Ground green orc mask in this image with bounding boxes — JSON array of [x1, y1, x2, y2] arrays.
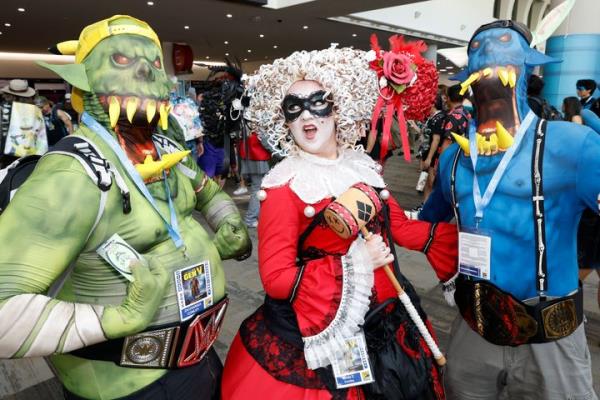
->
[[39, 15, 172, 130]]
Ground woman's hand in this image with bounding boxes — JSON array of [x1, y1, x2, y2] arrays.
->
[[364, 233, 394, 269]]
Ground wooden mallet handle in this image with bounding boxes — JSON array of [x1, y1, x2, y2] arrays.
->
[[361, 227, 447, 366]]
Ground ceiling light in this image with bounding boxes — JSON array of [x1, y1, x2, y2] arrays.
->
[[225, 53, 229, 56], [259, 34, 264, 38], [302, 25, 309, 30], [226, 13, 233, 18], [224, 41, 229, 45], [0, 32, 3, 35], [352, 33, 357, 37], [244, 58, 248, 61], [439, 69, 447, 72], [4, 23, 11, 27], [273, 45, 278, 49], [146, 1, 154, 5], [184, 25, 189, 30], [17, 8, 25, 12], [206, 56, 210, 59], [447, 66, 454, 70], [247, 49, 252, 53]]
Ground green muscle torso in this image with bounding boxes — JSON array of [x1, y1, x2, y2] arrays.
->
[[2, 124, 229, 399]]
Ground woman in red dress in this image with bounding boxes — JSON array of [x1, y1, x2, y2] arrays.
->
[[222, 47, 458, 400]]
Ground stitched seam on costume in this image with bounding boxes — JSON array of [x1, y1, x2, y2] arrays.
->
[[288, 264, 306, 303], [422, 223, 438, 254]]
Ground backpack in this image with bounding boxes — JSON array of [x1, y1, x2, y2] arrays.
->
[[0, 135, 131, 227], [528, 96, 562, 121], [0, 133, 191, 296]]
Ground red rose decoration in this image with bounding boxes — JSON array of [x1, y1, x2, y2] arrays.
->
[[369, 34, 439, 162], [383, 52, 415, 89]]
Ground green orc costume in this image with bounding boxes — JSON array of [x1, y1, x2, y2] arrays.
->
[[0, 15, 250, 399]]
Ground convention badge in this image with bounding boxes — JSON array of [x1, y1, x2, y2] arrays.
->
[[331, 332, 375, 389], [458, 227, 492, 280], [96, 233, 142, 282], [174, 261, 213, 322]]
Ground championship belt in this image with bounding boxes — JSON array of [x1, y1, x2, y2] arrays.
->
[[73, 297, 229, 369], [455, 277, 583, 346]]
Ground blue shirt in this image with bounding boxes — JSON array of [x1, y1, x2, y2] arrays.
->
[[421, 118, 600, 300]]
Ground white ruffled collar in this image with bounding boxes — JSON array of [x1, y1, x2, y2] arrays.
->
[[262, 147, 386, 204]]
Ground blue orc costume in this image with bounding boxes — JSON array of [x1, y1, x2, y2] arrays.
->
[[421, 21, 598, 400]]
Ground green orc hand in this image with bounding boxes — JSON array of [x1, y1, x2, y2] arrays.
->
[[101, 258, 170, 339], [213, 214, 252, 260]]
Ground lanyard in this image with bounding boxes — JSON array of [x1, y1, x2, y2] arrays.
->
[[81, 112, 184, 248], [468, 111, 535, 224]]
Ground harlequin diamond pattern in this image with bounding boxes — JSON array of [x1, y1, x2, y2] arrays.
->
[[356, 201, 372, 222]]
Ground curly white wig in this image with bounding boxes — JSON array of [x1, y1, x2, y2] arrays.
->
[[244, 46, 378, 157]]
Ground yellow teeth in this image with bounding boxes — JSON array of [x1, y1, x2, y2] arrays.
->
[[497, 67, 509, 87], [508, 68, 517, 88], [454, 126, 512, 156], [489, 133, 498, 153], [109, 96, 120, 128], [495, 121, 514, 150], [159, 103, 170, 130], [460, 72, 480, 95], [452, 132, 470, 155], [146, 100, 157, 124], [126, 97, 140, 124], [477, 133, 492, 155]]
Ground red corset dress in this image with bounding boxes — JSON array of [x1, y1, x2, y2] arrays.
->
[[222, 150, 457, 400]]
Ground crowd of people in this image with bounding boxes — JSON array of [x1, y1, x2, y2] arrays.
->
[[0, 13, 598, 400]]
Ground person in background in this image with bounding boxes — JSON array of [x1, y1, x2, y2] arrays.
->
[[563, 96, 583, 124], [420, 92, 447, 202], [237, 128, 271, 228], [576, 79, 599, 116], [0, 79, 37, 167], [527, 75, 562, 121], [36, 96, 73, 148], [57, 92, 80, 129], [439, 84, 471, 154]]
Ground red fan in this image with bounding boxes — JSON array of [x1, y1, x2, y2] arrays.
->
[[369, 34, 439, 162]]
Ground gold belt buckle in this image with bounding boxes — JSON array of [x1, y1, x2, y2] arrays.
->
[[541, 298, 578, 340], [120, 326, 180, 368]]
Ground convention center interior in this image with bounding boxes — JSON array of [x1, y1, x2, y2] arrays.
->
[[0, 0, 599, 399]]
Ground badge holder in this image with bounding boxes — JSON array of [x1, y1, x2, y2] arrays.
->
[[458, 222, 492, 280]]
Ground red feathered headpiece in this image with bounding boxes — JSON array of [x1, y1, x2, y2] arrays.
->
[[368, 34, 438, 162]]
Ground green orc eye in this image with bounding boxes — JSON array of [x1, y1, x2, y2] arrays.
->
[[153, 57, 162, 69], [112, 53, 132, 66]]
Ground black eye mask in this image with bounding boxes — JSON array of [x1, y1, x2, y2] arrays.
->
[[282, 90, 333, 122]]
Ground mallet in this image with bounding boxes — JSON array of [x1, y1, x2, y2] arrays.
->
[[323, 182, 446, 366]]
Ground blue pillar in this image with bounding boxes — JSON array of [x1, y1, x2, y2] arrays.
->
[[542, 34, 600, 109]]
